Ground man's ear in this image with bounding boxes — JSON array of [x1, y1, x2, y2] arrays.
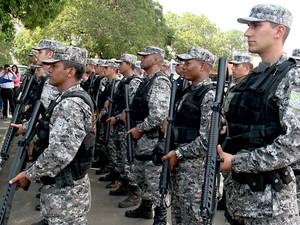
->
[[67, 67, 76, 78], [275, 25, 286, 39], [48, 50, 54, 59]]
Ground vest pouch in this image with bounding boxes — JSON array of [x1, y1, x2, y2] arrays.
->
[[144, 127, 160, 139], [37, 120, 50, 148], [173, 126, 198, 144], [232, 171, 266, 192]]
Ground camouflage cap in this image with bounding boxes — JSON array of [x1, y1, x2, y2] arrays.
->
[[137, 46, 165, 58], [162, 59, 170, 67], [96, 59, 107, 66], [174, 59, 184, 65], [177, 47, 216, 66], [116, 54, 137, 65], [102, 59, 118, 68], [237, 4, 293, 28], [292, 49, 300, 60], [86, 58, 97, 66], [28, 49, 38, 56], [229, 54, 253, 64], [32, 39, 64, 51], [42, 46, 88, 65]]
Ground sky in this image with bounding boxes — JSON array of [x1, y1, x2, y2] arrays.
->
[[157, 0, 300, 56]]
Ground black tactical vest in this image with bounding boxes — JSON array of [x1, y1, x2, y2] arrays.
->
[[112, 75, 142, 117], [131, 72, 165, 124], [172, 84, 214, 144], [223, 59, 296, 154], [35, 90, 95, 184]]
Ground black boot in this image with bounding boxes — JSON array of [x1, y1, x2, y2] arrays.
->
[[118, 185, 141, 208], [153, 206, 167, 225], [125, 199, 153, 219]]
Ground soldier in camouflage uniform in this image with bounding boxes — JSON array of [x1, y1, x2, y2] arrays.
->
[[162, 47, 216, 225], [32, 39, 63, 109], [229, 54, 254, 84], [10, 46, 93, 225], [124, 46, 171, 225], [81, 58, 97, 100], [98, 59, 121, 187], [218, 4, 300, 225], [107, 54, 143, 208]]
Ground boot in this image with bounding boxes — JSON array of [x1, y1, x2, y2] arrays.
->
[[118, 185, 141, 208], [153, 206, 167, 225], [125, 199, 153, 219], [109, 183, 130, 196]]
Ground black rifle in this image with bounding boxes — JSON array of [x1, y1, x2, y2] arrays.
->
[[124, 83, 134, 165], [0, 74, 37, 170], [159, 80, 177, 207], [200, 57, 227, 225], [103, 79, 116, 145], [0, 100, 43, 225]]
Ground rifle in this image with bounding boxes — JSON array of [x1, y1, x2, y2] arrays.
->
[[0, 100, 43, 225], [200, 57, 227, 225], [0, 74, 37, 170], [124, 83, 134, 165], [103, 79, 116, 145], [159, 80, 177, 207]]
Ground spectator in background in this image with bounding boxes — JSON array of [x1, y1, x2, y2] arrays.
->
[[12, 64, 21, 105], [0, 64, 17, 118]]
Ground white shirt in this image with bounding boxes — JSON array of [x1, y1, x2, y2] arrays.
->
[[0, 71, 15, 89]]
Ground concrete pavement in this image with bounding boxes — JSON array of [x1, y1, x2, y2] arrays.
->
[[0, 116, 227, 225]]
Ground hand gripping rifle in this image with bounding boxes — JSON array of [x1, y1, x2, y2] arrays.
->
[[0, 100, 43, 225], [0, 74, 37, 170], [124, 83, 134, 165], [103, 79, 116, 145], [200, 57, 227, 225], [159, 80, 177, 207]]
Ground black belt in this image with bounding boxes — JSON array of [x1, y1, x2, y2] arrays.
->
[[134, 154, 152, 161], [40, 173, 86, 185]]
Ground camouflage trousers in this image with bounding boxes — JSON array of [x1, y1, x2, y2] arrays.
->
[[232, 213, 299, 225], [111, 124, 135, 184], [133, 159, 162, 207], [295, 174, 300, 214], [40, 175, 91, 224]]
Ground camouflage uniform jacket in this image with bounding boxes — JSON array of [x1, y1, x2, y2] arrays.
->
[[225, 54, 300, 218]]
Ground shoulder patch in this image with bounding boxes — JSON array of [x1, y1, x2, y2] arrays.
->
[[289, 90, 300, 109], [53, 117, 64, 130]]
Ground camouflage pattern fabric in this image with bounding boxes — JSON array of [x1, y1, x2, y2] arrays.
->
[[40, 77, 60, 108], [133, 73, 171, 206], [171, 78, 215, 224], [225, 54, 300, 223], [26, 84, 93, 224]]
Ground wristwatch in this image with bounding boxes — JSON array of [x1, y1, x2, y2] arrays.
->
[[175, 149, 183, 160]]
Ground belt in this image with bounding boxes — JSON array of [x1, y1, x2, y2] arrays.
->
[[40, 173, 86, 185], [134, 154, 152, 161]]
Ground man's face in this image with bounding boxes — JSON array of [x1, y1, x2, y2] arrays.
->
[[118, 61, 130, 74], [244, 21, 278, 54], [86, 64, 93, 73], [184, 59, 203, 81], [37, 49, 52, 62], [34, 67, 45, 78], [96, 65, 105, 75], [103, 66, 115, 78], [175, 64, 185, 76], [140, 55, 155, 71], [232, 64, 246, 79], [47, 61, 69, 87]]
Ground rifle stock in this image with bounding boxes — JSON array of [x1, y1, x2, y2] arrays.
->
[[0, 75, 37, 169], [103, 79, 116, 145], [159, 80, 177, 206], [201, 57, 227, 225], [124, 84, 134, 165], [0, 100, 43, 225]]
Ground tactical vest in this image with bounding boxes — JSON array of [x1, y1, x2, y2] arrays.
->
[[131, 72, 165, 124], [34, 90, 95, 187], [112, 75, 142, 117], [173, 84, 214, 144], [223, 58, 296, 192]]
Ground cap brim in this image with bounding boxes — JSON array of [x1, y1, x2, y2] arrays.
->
[[229, 60, 242, 64], [137, 52, 152, 56], [177, 53, 193, 61], [41, 59, 61, 64], [115, 60, 123, 63], [237, 17, 266, 24], [32, 46, 45, 50]]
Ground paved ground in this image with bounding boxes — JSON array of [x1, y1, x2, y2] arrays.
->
[[0, 116, 227, 225]]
